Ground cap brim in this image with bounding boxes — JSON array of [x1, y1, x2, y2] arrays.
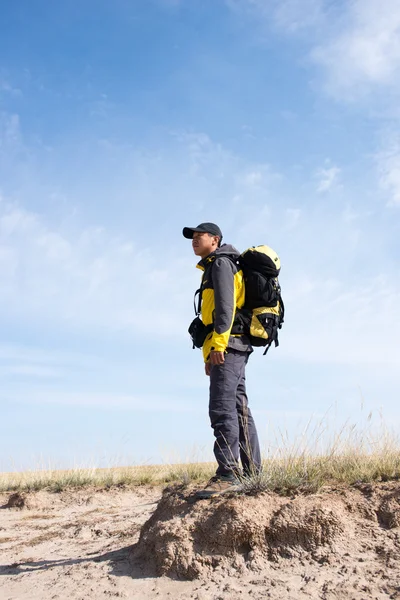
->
[[182, 227, 199, 239]]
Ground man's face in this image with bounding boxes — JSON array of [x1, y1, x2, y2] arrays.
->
[[192, 231, 219, 258]]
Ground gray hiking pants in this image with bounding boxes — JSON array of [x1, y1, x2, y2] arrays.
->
[[209, 348, 262, 478]]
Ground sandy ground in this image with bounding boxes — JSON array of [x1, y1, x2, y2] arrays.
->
[[0, 487, 193, 600], [1, 483, 400, 599]]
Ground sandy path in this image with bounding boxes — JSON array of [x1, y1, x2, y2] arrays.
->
[[1, 485, 400, 599]]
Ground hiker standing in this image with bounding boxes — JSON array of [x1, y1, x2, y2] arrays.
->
[[183, 222, 262, 499]]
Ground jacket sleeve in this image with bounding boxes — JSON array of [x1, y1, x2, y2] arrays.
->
[[210, 257, 236, 352]]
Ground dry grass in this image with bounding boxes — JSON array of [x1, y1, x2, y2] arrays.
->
[[1, 413, 399, 496], [0, 463, 215, 494], [237, 448, 400, 496], [237, 413, 400, 495], [1, 448, 399, 496]]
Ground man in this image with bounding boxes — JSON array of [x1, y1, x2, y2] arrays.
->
[[183, 222, 261, 499]]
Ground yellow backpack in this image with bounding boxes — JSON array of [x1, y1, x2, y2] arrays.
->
[[233, 245, 284, 354]]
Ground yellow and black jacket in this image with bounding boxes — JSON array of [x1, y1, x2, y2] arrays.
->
[[196, 244, 252, 362]]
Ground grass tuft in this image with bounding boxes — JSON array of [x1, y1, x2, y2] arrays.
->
[[237, 419, 400, 496]]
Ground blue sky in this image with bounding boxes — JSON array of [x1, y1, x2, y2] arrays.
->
[[1, 0, 399, 472]]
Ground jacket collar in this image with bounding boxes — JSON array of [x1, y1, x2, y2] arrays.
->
[[195, 244, 240, 271], [196, 250, 217, 272]]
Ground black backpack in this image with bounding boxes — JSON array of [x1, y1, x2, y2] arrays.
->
[[233, 245, 284, 354]]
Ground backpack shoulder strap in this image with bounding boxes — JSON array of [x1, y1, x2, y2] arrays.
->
[[194, 288, 202, 316]]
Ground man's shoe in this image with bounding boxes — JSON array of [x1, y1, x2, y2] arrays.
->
[[195, 475, 240, 499]]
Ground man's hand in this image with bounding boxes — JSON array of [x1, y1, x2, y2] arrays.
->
[[205, 361, 212, 376], [210, 350, 225, 365]]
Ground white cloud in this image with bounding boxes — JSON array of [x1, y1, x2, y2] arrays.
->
[[285, 208, 301, 229], [3, 389, 202, 412], [342, 205, 359, 224], [377, 136, 400, 206], [0, 113, 20, 147], [0, 125, 396, 378], [242, 170, 263, 187], [226, 0, 325, 31], [173, 131, 236, 179], [0, 344, 101, 368], [229, 0, 400, 101], [237, 164, 275, 189], [0, 364, 63, 378], [0, 341, 207, 413], [282, 273, 400, 369], [271, 0, 325, 33], [0, 199, 195, 338], [0, 79, 21, 96], [316, 164, 341, 193], [312, 0, 400, 100]]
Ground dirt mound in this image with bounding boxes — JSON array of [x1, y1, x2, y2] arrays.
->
[[135, 482, 400, 582], [268, 498, 345, 557], [377, 489, 400, 529], [4, 492, 26, 508]]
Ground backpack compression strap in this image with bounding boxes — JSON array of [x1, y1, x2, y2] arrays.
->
[[263, 294, 285, 355]]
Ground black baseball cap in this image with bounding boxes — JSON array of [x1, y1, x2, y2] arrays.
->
[[182, 222, 223, 240]]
